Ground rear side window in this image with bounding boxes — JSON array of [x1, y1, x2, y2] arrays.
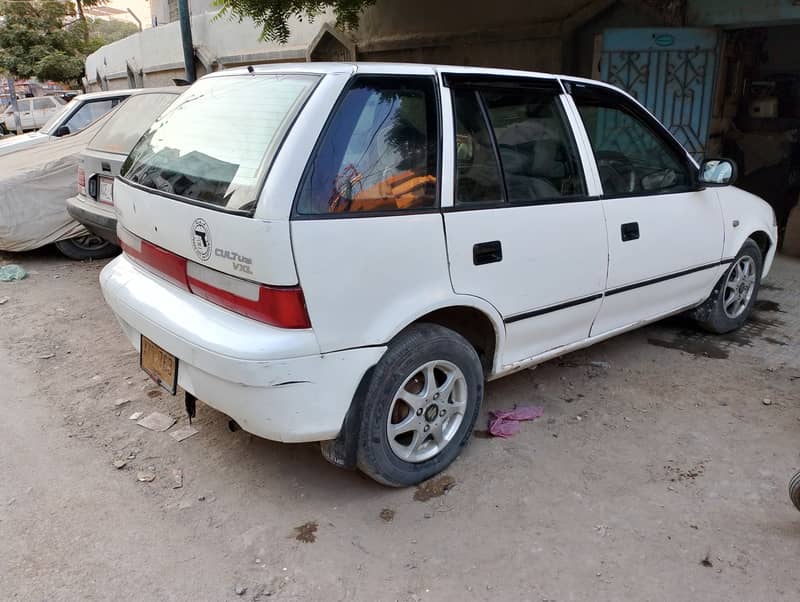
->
[[33, 98, 55, 110], [89, 93, 179, 155], [296, 76, 439, 215], [482, 90, 586, 202], [122, 74, 319, 214]]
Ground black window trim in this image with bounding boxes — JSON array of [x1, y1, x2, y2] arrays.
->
[[447, 76, 592, 211], [291, 73, 444, 221], [564, 79, 701, 200]]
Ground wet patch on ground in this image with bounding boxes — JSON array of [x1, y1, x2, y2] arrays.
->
[[414, 475, 455, 501], [754, 299, 783, 313], [647, 335, 729, 359], [293, 521, 318, 543], [648, 299, 786, 359]]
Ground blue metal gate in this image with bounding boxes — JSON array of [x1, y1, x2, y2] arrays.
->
[[600, 28, 719, 160]]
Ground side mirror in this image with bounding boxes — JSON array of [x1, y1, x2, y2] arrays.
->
[[698, 158, 737, 187], [54, 125, 71, 137]]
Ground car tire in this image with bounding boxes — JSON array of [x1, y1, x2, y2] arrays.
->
[[54, 235, 119, 260], [790, 470, 800, 512], [691, 239, 763, 334], [356, 323, 484, 487]]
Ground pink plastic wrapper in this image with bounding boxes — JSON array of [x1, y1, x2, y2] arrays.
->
[[487, 406, 544, 438]]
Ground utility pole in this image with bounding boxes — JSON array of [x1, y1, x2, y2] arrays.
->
[[177, 0, 196, 83], [6, 78, 22, 135]]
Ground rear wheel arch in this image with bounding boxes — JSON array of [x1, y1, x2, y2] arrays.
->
[[405, 305, 501, 376]]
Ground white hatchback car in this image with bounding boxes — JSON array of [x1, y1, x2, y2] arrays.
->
[[101, 63, 777, 486]]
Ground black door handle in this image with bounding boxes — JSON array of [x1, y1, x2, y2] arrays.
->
[[473, 240, 502, 265], [621, 222, 640, 241]]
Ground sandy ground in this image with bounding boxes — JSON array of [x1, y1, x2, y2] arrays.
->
[[1, 248, 799, 602]]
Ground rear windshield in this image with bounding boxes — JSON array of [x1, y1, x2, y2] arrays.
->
[[89, 93, 179, 155], [121, 74, 319, 214]]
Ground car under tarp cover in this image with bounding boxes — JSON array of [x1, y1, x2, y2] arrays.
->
[[0, 114, 111, 252]]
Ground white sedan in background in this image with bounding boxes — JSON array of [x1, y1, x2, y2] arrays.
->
[[100, 63, 778, 487]]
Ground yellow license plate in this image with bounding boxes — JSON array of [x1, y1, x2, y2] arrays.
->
[[140, 336, 178, 394]]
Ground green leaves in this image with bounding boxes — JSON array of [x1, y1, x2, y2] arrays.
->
[[212, 0, 375, 42], [0, 0, 99, 82]]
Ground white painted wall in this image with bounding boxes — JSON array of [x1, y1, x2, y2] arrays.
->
[[85, 10, 336, 88]]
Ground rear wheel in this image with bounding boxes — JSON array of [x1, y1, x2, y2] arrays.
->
[[692, 239, 762, 334], [356, 323, 483, 487], [54, 234, 119, 260]]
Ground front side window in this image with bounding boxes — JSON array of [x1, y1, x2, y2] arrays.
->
[[122, 74, 319, 213], [574, 89, 692, 196], [63, 98, 122, 134], [296, 76, 439, 215]]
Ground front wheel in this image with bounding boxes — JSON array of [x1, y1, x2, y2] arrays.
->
[[692, 239, 763, 334], [790, 470, 800, 512], [356, 323, 484, 487], [54, 234, 119, 260]]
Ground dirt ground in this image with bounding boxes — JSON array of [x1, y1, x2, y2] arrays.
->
[[1, 248, 799, 602]]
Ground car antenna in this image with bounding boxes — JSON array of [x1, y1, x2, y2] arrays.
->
[[247, 65, 254, 74]]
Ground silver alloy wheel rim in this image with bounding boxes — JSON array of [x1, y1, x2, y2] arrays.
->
[[723, 256, 757, 319], [71, 234, 109, 251], [386, 360, 468, 463]]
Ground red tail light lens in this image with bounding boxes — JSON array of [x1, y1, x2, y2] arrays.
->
[[117, 226, 310, 329], [117, 226, 188, 290], [187, 262, 311, 329]]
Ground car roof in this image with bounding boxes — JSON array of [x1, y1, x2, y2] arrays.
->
[[73, 87, 181, 102], [204, 62, 629, 95]]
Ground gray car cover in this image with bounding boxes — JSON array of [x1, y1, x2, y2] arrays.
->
[[0, 113, 113, 252]]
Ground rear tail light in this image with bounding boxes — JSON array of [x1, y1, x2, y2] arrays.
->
[[77, 167, 86, 196], [117, 226, 310, 329]]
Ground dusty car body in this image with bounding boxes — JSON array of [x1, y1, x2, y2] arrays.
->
[[100, 63, 778, 486], [67, 88, 183, 250]]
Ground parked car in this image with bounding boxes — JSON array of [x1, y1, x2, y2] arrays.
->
[[0, 90, 133, 157], [0, 95, 65, 133], [0, 87, 179, 259], [66, 88, 183, 255], [100, 64, 778, 486]]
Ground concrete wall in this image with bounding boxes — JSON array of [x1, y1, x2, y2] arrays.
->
[[355, 0, 615, 73], [688, 0, 800, 28]]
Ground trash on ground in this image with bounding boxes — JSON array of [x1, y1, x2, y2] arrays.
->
[[128, 411, 144, 421], [294, 521, 318, 543], [0, 296, 9, 305], [37, 353, 55, 360], [763, 398, 772, 406], [170, 425, 198, 442], [234, 585, 247, 596], [137, 412, 176, 432], [487, 405, 544, 438], [137, 467, 156, 482], [113, 459, 127, 469], [379, 508, 395, 522], [414, 475, 456, 501], [0, 265, 27, 281], [172, 468, 183, 489], [113, 398, 131, 407]]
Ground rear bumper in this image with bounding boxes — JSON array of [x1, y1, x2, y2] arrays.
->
[[100, 255, 385, 442], [66, 195, 119, 245]]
